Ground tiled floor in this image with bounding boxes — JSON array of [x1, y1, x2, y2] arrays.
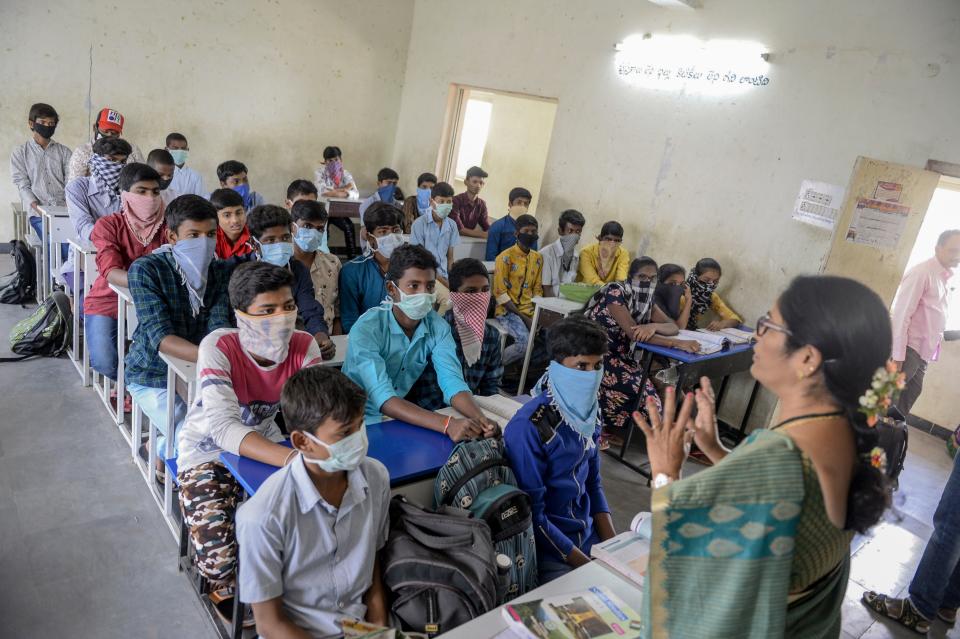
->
[[1, 254, 957, 637]]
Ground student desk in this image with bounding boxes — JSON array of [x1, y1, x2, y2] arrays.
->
[[11, 200, 26, 244], [441, 560, 644, 638], [68, 239, 97, 386], [483, 260, 495, 274], [220, 418, 453, 507], [24, 217, 43, 299], [516, 295, 586, 394], [103, 283, 138, 432], [607, 336, 756, 478], [37, 205, 71, 300], [453, 236, 487, 261], [323, 197, 361, 258], [326, 333, 348, 367]]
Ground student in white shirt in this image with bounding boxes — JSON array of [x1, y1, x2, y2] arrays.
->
[[316, 145, 360, 259], [165, 132, 206, 197], [236, 366, 390, 637], [146, 148, 179, 206], [541, 209, 586, 297]]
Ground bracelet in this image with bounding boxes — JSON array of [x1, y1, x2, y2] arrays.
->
[[283, 449, 298, 466], [443, 415, 452, 435]]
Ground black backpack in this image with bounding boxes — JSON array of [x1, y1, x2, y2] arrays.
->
[[382, 496, 504, 637], [877, 410, 909, 489], [1, 291, 72, 361], [0, 239, 37, 305]]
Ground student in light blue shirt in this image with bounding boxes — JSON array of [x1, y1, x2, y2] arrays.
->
[[409, 181, 460, 287], [342, 244, 499, 441], [485, 187, 537, 261], [358, 167, 404, 217], [237, 366, 390, 637], [165, 132, 206, 197], [338, 203, 404, 333]]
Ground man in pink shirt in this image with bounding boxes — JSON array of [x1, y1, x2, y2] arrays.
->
[[890, 229, 960, 415]]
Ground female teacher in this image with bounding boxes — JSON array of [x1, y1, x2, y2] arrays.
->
[[634, 275, 893, 638]]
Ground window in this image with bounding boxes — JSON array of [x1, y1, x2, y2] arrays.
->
[[454, 99, 492, 180]]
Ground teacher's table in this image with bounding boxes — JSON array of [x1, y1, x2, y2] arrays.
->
[[608, 337, 756, 478], [220, 418, 454, 505]]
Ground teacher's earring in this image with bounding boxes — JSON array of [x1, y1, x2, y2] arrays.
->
[[796, 369, 806, 380]]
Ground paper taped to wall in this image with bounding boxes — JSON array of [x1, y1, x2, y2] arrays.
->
[[844, 197, 911, 250], [792, 180, 845, 230]]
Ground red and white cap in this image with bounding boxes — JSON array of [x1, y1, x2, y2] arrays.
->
[[96, 108, 124, 133]]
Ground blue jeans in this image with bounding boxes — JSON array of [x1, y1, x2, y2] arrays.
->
[[499, 311, 531, 366], [909, 452, 960, 618], [127, 382, 188, 459], [84, 314, 118, 380]]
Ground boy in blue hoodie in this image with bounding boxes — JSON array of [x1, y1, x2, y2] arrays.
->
[[503, 314, 616, 583]]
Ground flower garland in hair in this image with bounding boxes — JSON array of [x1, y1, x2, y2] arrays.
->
[[858, 362, 906, 427]]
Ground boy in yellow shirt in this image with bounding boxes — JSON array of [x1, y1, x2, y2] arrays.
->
[[493, 214, 543, 366]]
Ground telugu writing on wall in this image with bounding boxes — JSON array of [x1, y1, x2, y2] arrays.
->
[[616, 64, 771, 87]]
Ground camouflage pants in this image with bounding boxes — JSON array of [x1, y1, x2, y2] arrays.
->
[[178, 461, 245, 586]]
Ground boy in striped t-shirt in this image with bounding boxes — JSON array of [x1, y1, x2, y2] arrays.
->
[[176, 261, 323, 624]]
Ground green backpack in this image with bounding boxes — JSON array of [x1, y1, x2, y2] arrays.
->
[[434, 438, 538, 602], [2, 291, 72, 361]]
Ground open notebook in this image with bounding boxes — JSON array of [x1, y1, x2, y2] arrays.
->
[[436, 394, 525, 429], [702, 326, 755, 344], [676, 329, 730, 354]]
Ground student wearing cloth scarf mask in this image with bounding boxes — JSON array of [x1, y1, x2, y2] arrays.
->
[[82, 163, 168, 385], [245, 205, 336, 360], [585, 257, 696, 449], [681, 257, 742, 331], [342, 244, 499, 441], [407, 258, 504, 410], [126, 195, 233, 470], [315, 145, 361, 258], [67, 107, 145, 181], [503, 315, 617, 583], [175, 262, 324, 623], [577, 221, 630, 286]]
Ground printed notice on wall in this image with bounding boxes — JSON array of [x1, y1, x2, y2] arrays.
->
[[844, 198, 911, 250], [792, 180, 845, 230]]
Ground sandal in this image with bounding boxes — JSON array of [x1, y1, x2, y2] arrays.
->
[[861, 591, 930, 634], [209, 588, 256, 629], [938, 607, 958, 625]]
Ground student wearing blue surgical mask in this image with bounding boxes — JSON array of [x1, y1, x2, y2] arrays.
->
[[409, 181, 460, 309], [401, 172, 437, 233], [342, 244, 499, 440], [358, 167, 404, 218], [236, 366, 391, 637], [338, 203, 404, 333], [291, 199, 343, 335], [217, 160, 265, 213], [126, 195, 232, 472], [247, 205, 336, 359], [503, 315, 617, 583], [165, 132, 206, 197]]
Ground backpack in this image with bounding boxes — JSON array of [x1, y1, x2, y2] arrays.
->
[[434, 438, 538, 602], [0, 239, 37, 305], [382, 495, 503, 637], [876, 417, 908, 489], [2, 291, 72, 361]]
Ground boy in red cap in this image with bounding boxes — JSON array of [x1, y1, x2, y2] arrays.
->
[[68, 107, 145, 181]]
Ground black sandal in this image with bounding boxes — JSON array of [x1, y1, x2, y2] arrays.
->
[[861, 591, 930, 634]]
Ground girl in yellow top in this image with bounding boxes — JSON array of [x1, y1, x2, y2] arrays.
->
[[666, 258, 741, 331], [577, 221, 630, 285]]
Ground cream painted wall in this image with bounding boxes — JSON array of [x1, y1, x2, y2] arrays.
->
[[451, 91, 557, 222], [0, 0, 414, 238], [392, 0, 960, 427]]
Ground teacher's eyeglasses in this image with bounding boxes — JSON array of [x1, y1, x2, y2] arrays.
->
[[756, 312, 793, 337]]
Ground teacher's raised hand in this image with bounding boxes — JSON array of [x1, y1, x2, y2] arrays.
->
[[632, 387, 695, 481]]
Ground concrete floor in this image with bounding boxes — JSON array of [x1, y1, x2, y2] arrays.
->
[[0, 254, 956, 638]]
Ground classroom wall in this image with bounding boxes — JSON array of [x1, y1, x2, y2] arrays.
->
[[0, 0, 415, 238], [392, 0, 960, 426]]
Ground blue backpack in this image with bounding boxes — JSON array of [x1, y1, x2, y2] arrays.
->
[[434, 438, 538, 601]]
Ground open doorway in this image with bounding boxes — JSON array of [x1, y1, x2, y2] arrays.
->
[[900, 176, 960, 329], [438, 86, 558, 218]]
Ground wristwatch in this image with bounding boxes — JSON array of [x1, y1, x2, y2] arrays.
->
[[652, 473, 675, 489]]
